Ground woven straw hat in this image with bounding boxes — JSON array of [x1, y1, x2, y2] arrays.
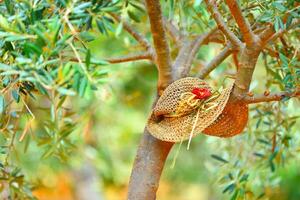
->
[[146, 77, 248, 143]]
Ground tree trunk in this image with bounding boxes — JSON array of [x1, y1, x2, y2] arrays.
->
[[127, 129, 173, 200]]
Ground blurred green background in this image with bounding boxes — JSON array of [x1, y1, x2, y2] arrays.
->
[[3, 34, 299, 200]]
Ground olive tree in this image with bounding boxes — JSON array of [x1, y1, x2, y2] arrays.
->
[[0, 0, 299, 199]]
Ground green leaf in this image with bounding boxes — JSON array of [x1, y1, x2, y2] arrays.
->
[[85, 49, 91, 69], [79, 32, 95, 42], [0, 15, 10, 30], [278, 17, 285, 30], [193, 0, 203, 8], [56, 33, 72, 45], [63, 63, 72, 76], [74, 2, 92, 12], [253, 152, 265, 158], [11, 90, 20, 103], [269, 146, 279, 161], [269, 160, 275, 172], [257, 138, 271, 146], [94, 68, 110, 76], [41, 146, 55, 159], [0, 95, 5, 113], [3, 76, 10, 87], [223, 183, 236, 194], [259, 11, 273, 22], [23, 135, 31, 153], [24, 42, 42, 56], [79, 77, 88, 97], [0, 63, 11, 70], [239, 174, 249, 183], [31, 26, 47, 42], [50, 104, 55, 122], [57, 95, 67, 109], [272, 2, 286, 12], [5, 35, 29, 42], [230, 190, 240, 200], [127, 10, 140, 23], [100, 6, 122, 12], [73, 73, 81, 91], [4, 0, 14, 14], [129, 2, 145, 12], [274, 16, 283, 32], [52, 18, 61, 43], [16, 57, 32, 64], [35, 82, 48, 95], [96, 19, 108, 34], [11, 167, 21, 177], [90, 59, 109, 65], [115, 22, 123, 37], [286, 15, 294, 29], [57, 87, 76, 96], [279, 53, 289, 68], [211, 154, 229, 163]]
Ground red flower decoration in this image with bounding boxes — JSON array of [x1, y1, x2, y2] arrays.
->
[[192, 87, 212, 99]]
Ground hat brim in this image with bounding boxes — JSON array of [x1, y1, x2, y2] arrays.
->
[[203, 102, 248, 137]]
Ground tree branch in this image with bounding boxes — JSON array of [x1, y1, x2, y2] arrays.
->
[[231, 18, 300, 100], [241, 90, 300, 104], [204, 0, 243, 48], [110, 13, 151, 50], [172, 30, 216, 79], [145, 0, 172, 92], [68, 52, 152, 64], [225, 0, 258, 45], [106, 52, 153, 64], [267, 18, 300, 42], [203, 29, 226, 44], [163, 18, 184, 45], [231, 45, 261, 99], [197, 45, 232, 78], [259, 18, 300, 45]]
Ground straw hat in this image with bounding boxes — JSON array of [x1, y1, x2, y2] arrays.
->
[[146, 77, 248, 143]]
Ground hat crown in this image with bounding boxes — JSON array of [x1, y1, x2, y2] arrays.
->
[[153, 77, 211, 117]]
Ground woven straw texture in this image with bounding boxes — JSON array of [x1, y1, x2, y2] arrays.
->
[[147, 77, 233, 142], [203, 102, 248, 137]]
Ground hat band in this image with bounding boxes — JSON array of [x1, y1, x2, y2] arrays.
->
[[164, 90, 221, 118]]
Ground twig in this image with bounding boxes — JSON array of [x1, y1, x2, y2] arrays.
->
[[63, 10, 92, 81], [268, 19, 300, 42], [204, 0, 243, 48], [198, 45, 232, 78], [225, 0, 258, 45], [240, 90, 300, 104], [145, 0, 172, 93], [110, 13, 151, 50], [173, 30, 215, 79], [172, 39, 193, 79], [68, 52, 153, 64], [163, 18, 184, 45], [203, 29, 225, 44], [259, 18, 300, 46], [264, 46, 279, 58], [68, 40, 92, 81], [106, 52, 153, 64]]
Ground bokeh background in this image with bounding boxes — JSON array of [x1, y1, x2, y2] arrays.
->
[[4, 34, 299, 200]]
